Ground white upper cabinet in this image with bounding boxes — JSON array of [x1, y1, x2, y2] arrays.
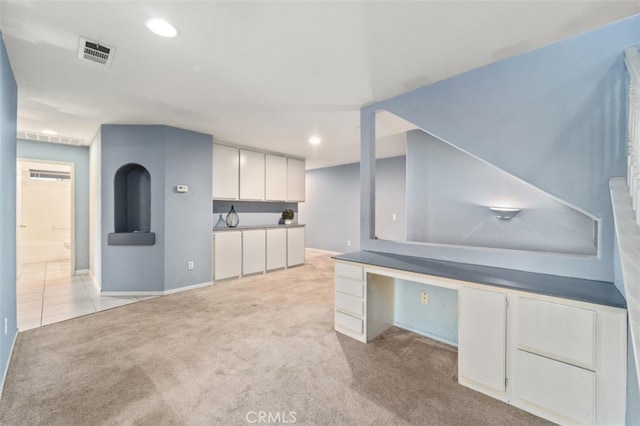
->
[[212, 144, 239, 200], [240, 149, 265, 200], [265, 154, 287, 201], [287, 158, 305, 202]]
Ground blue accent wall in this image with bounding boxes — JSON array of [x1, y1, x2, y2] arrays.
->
[[17, 140, 90, 271], [394, 280, 458, 345], [100, 125, 212, 292], [361, 15, 640, 281], [0, 32, 17, 396]]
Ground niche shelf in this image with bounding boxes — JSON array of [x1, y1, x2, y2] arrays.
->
[[108, 163, 155, 246]]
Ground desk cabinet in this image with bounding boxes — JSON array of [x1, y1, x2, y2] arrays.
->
[[266, 228, 286, 271], [458, 287, 507, 401], [265, 155, 287, 201], [334, 259, 627, 426]]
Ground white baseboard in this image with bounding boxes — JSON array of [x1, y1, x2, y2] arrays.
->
[[0, 330, 18, 401], [306, 247, 341, 255], [75, 269, 90, 276], [101, 281, 213, 297], [88, 271, 101, 293]]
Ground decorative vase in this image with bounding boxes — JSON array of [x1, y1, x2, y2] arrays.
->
[[225, 205, 239, 228], [214, 214, 226, 228]]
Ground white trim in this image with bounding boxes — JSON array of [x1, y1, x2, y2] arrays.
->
[[100, 281, 213, 297], [74, 269, 89, 276], [0, 330, 18, 401], [88, 271, 101, 293], [306, 247, 341, 256], [610, 178, 640, 392]]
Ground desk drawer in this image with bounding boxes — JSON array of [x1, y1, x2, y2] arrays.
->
[[335, 311, 363, 335], [515, 350, 595, 425], [335, 292, 364, 317], [335, 276, 364, 298], [517, 297, 596, 368], [335, 262, 363, 281]]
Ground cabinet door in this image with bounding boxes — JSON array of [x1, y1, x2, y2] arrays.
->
[[212, 144, 239, 199], [265, 155, 287, 201], [214, 231, 241, 280], [287, 158, 305, 202], [266, 228, 286, 271], [287, 227, 305, 267], [242, 230, 266, 275], [240, 149, 265, 200], [458, 287, 507, 399]]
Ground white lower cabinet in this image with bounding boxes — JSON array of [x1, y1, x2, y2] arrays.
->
[[242, 229, 265, 275], [213, 226, 304, 281], [287, 227, 305, 267], [266, 228, 287, 271], [458, 291, 626, 426], [458, 287, 507, 401], [213, 231, 241, 280]]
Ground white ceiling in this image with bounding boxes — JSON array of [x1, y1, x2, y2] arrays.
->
[[1, 1, 639, 169]]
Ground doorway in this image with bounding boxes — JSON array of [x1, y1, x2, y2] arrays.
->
[[17, 159, 74, 269]]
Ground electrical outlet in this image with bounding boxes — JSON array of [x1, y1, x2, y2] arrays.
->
[[347, 240, 351, 247], [392, 213, 397, 221], [421, 292, 429, 305], [188, 261, 194, 270]]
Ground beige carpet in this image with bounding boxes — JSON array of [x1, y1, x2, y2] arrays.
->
[[0, 253, 551, 425]]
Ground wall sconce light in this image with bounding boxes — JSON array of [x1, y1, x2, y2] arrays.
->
[[490, 207, 521, 220]]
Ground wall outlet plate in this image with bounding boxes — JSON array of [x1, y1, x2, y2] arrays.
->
[[421, 292, 429, 305], [188, 261, 194, 270], [176, 185, 189, 193]]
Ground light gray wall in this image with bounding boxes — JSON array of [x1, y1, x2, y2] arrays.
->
[[17, 139, 90, 271], [0, 32, 17, 395], [163, 127, 212, 291], [300, 156, 406, 253], [360, 15, 640, 281], [101, 125, 166, 292], [405, 130, 597, 255]]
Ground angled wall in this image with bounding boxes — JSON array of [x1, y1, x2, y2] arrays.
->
[[99, 125, 212, 293], [0, 33, 17, 397], [361, 15, 640, 281]]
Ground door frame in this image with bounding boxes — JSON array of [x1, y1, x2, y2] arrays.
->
[[16, 158, 75, 275]]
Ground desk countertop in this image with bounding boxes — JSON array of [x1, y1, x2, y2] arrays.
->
[[333, 250, 626, 309]]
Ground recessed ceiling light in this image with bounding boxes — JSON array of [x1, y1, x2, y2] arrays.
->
[[309, 136, 321, 145], [145, 19, 177, 38], [41, 129, 58, 135]]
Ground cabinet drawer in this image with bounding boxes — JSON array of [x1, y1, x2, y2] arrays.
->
[[515, 350, 595, 425], [335, 311, 363, 335], [517, 297, 596, 368], [335, 276, 364, 298], [335, 262, 363, 281], [335, 293, 364, 317]]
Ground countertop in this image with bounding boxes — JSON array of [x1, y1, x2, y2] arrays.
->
[[213, 224, 305, 232], [334, 250, 626, 309]]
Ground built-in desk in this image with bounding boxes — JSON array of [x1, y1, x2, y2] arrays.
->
[[333, 250, 627, 426]]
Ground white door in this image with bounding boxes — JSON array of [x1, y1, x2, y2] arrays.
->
[[242, 229, 266, 275], [265, 155, 287, 201], [266, 228, 286, 270], [458, 287, 507, 399], [287, 227, 305, 267], [214, 231, 242, 280], [239, 149, 265, 200], [212, 144, 239, 199], [286, 158, 305, 201]]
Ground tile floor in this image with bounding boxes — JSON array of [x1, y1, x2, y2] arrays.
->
[[17, 260, 151, 331]]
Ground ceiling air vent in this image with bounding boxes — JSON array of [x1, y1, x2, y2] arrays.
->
[[77, 37, 115, 66]]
